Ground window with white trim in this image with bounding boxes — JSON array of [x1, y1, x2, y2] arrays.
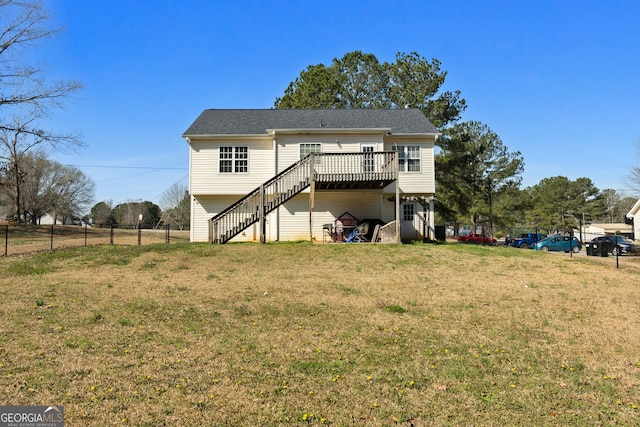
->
[[300, 143, 322, 164], [392, 145, 421, 172], [300, 143, 322, 158], [219, 146, 248, 173]]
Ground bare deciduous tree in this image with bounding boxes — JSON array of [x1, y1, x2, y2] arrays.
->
[[628, 141, 640, 197], [18, 153, 94, 223], [160, 182, 189, 229], [1, 115, 82, 220], [0, 0, 83, 116], [600, 189, 621, 223], [0, 1, 84, 221], [48, 162, 95, 223]]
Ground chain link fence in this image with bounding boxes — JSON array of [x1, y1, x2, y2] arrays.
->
[[1, 224, 190, 257]]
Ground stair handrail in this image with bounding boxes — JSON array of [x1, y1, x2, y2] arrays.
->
[[209, 154, 313, 243]]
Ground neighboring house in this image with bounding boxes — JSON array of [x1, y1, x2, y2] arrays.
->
[[626, 198, 640, 240], [182, 109, 439, 243], [581, 222, 633, 242], [37, 213, 65, 225], [36, 213, 88, 226]]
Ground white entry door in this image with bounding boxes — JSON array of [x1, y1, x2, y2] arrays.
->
[[400, 202, 418, 240]]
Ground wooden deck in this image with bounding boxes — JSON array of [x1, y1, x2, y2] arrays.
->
[[313, 152, 397, 189]]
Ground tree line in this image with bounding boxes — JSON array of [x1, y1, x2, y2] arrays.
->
[[274, 50, 639, 236], [0, 150, 94, 224], [89, 184, 189, 230]]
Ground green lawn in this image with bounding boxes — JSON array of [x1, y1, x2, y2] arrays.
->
[[0, 242, 639, 426]]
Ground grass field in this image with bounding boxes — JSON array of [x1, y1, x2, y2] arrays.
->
[[0, 242, 639, 426]]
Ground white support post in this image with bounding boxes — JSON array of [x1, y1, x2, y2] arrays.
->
[[429, 198, 435, 240], [309, 153, 315, 243], [259, 184, 265, 244], [395, 153, 400, 243]]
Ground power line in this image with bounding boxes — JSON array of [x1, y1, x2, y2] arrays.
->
[[65, 164, 187, 170], [150, 174, 189, 203], [62, 163, 188, 184]]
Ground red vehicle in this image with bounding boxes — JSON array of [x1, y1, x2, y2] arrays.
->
[[457, 233, 497, 245]]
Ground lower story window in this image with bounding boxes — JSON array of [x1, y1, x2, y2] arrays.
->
[[220, 146, 248, 173]]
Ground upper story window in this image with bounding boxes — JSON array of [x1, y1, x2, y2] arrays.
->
[[300, 143, 322, 164], [392, 145, 420, 172], [299, 143, 322, 159], [219, 146, 248, 173]]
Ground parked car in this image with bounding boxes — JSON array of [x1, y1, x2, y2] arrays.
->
[[510, 233, 547, 249], [533, 235, 582, 253], [590, 235, 639, 256], [457, 233, 497, 245]]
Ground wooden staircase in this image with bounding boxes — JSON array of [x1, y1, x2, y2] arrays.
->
[[209, 155, 313, 244]]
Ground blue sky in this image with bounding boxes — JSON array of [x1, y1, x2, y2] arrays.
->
[[40, 0, 640, 208]]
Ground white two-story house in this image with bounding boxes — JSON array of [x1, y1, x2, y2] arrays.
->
[[182, 109, 439, 243]]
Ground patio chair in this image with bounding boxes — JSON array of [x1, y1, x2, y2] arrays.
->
[[345, 224, 369, 243]]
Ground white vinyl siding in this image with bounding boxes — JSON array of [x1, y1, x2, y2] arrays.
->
[[276, 191, 386, 241], [193, 191, 390, 243], [384, 138, 435, 194], [191, 195, 270, 242], [276, 135, 384, 174], [189, 138, 273, 195]]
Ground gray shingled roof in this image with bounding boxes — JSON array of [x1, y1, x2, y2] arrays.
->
[[183, 109, 438, 136]]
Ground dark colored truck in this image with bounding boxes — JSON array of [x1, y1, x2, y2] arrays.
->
[[511, 233, 547, 249]]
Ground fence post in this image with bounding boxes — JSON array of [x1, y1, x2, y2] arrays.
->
[[110, 223, 114, 245], [4, 225, 7, 257], [84, 223, 88, 247], [50, 224, 54, 251], [138, 226, 142, 246], [166, 223, 170, 244]]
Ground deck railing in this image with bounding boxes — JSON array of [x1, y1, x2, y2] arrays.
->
[[313, 151, 397, 183], [209, 152, 397, 243]]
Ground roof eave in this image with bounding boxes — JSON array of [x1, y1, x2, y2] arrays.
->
[[267, 128, 392, 136], [183, 130, 441, 140], [390, 132, 441, 138], [183, 134, 270, 141]]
